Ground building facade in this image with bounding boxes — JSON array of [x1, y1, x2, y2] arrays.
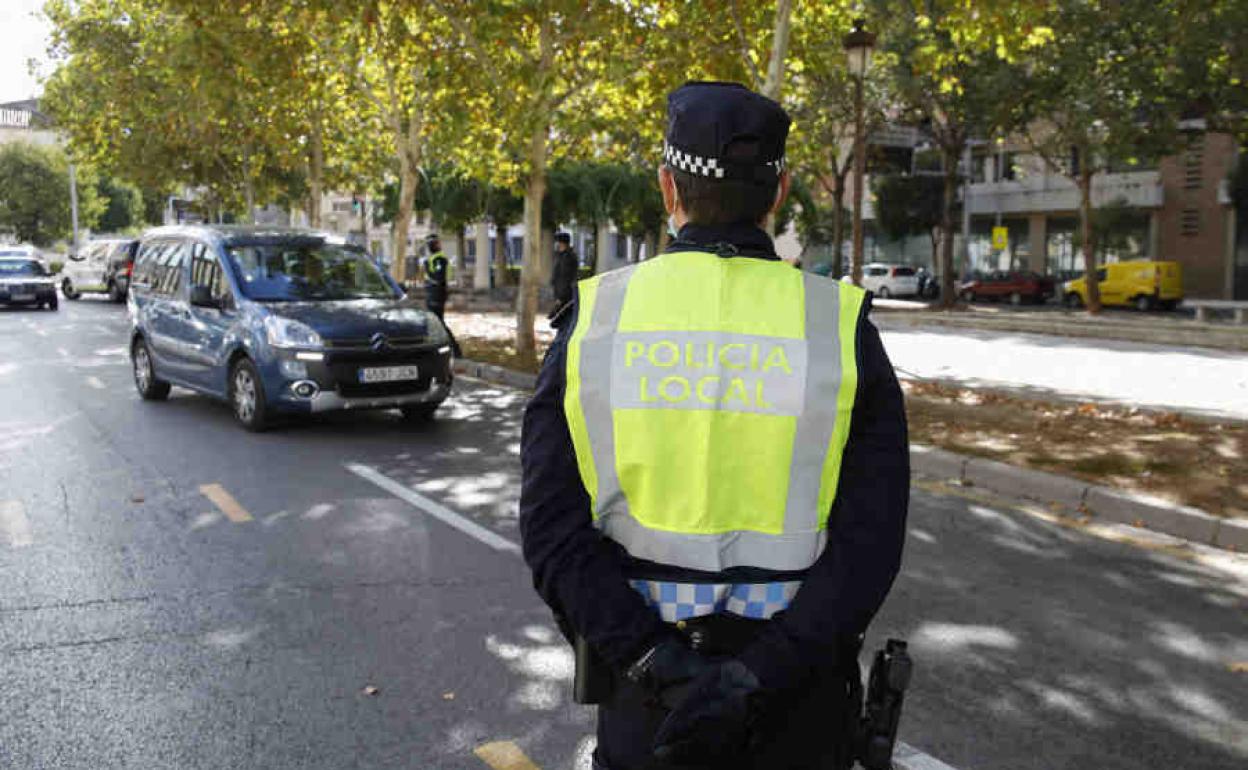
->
[[858, 125, 1243, 299]]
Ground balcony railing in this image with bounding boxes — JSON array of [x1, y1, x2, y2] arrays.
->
[[966, 170, 1163, 215]]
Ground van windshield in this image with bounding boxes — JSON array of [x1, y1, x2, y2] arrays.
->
[[225, 240, 397, 302]]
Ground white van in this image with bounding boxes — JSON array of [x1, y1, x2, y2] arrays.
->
[[62, 238, 138, 302]]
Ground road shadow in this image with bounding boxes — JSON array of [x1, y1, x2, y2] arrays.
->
[[876, 488, 1248, 770]]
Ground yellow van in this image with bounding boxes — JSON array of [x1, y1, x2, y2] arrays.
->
[[1062, 261, 1183, 311]]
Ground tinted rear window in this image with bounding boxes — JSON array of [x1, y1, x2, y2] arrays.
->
[[892, 267, 916, 277]]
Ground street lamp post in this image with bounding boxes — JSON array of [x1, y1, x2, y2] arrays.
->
[[844, 18, 876, 287]]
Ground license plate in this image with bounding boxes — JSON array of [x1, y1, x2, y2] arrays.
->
[[11, 294, 34, 302], [358, 365, 419, 384]]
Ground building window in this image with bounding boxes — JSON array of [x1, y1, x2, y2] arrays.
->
[[1180, 207, 1201, 236], [1184, 136, 1204, 190]]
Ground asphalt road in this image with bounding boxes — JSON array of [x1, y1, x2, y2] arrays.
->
[[1, 298, 1245, 770]]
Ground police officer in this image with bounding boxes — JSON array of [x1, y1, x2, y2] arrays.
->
[[551, 232, 579, 312], [424, 233, 450, 320], [423, 233, 462, 357], [519, 82, 909, 769]]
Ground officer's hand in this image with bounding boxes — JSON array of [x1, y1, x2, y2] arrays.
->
[[652, 659, 761, 765], [629, 638, 710, 705]]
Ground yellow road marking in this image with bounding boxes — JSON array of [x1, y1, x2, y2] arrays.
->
[[198, 484, 253, 523], [474, 741, 542, 770], [0, 500, 33, 547]]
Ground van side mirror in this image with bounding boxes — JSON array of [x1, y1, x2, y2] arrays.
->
[[190, 284, 221, 309]]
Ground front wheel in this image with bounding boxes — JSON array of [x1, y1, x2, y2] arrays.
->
[[229, 358, 269, 432], [132, 339, 171, 401], [108, 281, 125, 303], [1009, 292, 1023, 306], [876, 286, 891, 299], [1135, 295, 1155, 312], [62, 278, 80, 300], [1065, 293, 1084, 309], [960, 290, 975, 303], [399, 403, 439, 422]]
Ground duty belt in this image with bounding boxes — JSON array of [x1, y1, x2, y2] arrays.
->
[[629, 579, 801, 622]]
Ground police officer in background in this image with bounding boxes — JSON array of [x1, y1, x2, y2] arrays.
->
[[519, 82, 909, 769], [424, 233, 450, 320], [551, 232, 579, 313], [423, 234, 461, 357]]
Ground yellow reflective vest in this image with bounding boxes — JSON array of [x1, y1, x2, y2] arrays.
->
[[564, 250, 866, 572]]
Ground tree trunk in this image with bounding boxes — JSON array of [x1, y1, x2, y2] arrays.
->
[[657, 225, 670, 256], [392, 160, 418, 284], [242, 146, 256, 225], [494, 220, 510, 288], [454, 229, 467, 289], [831, 175, 846, 279], [308, 117, 324, 228], [761, 0, 794, 100], [516, 123, 548, 370], [1078, 165, 1102, 314], [589, 222, 600, 273], [644, 231, 658, 261], [596, 223, 613, 275], [939, 147, 960, 309], [473, 219, 491, 291]]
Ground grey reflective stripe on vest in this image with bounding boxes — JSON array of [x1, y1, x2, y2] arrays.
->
[[579, 267, 635, 519], [782, 273, 845, 536], [581, 265, 848, 572]]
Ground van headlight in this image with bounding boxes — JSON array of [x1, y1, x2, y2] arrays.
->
[[264, 316, 323, 349]]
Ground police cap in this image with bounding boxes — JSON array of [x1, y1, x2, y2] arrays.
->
[[664, 81, 790, 183]]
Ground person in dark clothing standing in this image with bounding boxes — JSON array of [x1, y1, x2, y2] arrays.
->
[[519, 82, 909, 770], [551, 232, 579, 312], [423, 233, 461, 357], [424, 233, 449, 320]]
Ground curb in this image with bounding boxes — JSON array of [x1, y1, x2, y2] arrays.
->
[[910, 445, 1245, 552], [454, 357, 1245, 554], [453, 358, 538, 390], [874, 312, 1248, 353]]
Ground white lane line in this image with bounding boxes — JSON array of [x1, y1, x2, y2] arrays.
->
[[895, 742, 960, 770], [346, 463, 521, 554], [85, 376, 105, 390], [0, 500, 34, 548]]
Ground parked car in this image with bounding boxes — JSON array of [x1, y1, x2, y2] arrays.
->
[[0, 256, 58, 310], [128, 226, 454, 430], [854, 263, 921, 298], [959, 271, 1056, 305], [62, 238, 138, 302], [1062, 261, 1183, 311]]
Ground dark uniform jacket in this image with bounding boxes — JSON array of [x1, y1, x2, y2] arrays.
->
[[519, 222, 909, 698], [425, 252, 449, 302], [551, 247, 579, 306]]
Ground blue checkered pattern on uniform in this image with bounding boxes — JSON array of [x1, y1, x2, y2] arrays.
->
[[629, 579, 802, 622]]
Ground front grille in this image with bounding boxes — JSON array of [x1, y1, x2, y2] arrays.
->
[[324, 336, 429, 351], [323, 347, 448, 399], [336, 381, 429, 399]]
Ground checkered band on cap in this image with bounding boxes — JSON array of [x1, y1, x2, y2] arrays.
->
[[662, 141, 786, 179], [629, 579, 802, 622]]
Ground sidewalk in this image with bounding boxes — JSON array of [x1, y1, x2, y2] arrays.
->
[[876, 320, 1248, 422]]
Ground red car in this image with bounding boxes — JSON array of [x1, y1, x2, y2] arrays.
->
[[959, 271, 1056, 305]]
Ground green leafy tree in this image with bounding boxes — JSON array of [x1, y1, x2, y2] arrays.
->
[[94, 175, 145, 233], [427, 0, 647, 369], [1008, 0, 1187, 313], [0, 142, 102, 246], [872, 174, 952, 266], [872, 0, 1050, 306]]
